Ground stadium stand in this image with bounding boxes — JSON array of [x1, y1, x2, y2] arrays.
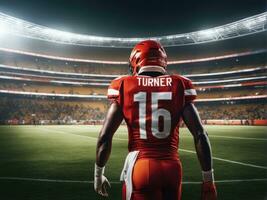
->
[[0, 81, 107, 95], [0, 12, 266, 125], [0, 97, 108, 125], [198, 103, 267, 120], [0, 96, 266, 125]]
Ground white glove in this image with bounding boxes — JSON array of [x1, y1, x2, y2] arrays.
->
[[94, 163, 111, 197]]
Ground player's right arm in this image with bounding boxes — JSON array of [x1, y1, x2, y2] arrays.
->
[[182, 103, 217, 200], [94, 76, 125, 197], [94, 102, 123, 197]]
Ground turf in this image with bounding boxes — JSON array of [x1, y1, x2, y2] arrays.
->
[[0, 125, 266, 200]]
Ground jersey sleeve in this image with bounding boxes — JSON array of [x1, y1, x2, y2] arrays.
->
[[183, 78, 197, 104], [107, 76, 124, 105]]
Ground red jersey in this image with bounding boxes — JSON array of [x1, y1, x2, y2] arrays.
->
[[107, 74, 197, 160]]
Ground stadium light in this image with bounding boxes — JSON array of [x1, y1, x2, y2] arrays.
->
[[198, 29, 215, 36], [0, 21, 9, 36], [244, 20, 255, 29], [0, 11, 266, 47], [197, 29, 216, 40]]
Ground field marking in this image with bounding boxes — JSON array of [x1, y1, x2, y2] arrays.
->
[[179, 149, 267, 170], [43, 129, 267, 170], [208, 135, 267, 141], [181, 135, 267, 141], [53, 128, 267, 142], [46, 129, 127, 141], [42, 127, 267, 142], [0, 177, 266, 185]]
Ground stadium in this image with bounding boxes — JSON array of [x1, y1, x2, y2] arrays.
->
[[0, 1, 266, 200]]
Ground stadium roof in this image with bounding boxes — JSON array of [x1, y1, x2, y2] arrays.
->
[[0, 12, 266, 48]]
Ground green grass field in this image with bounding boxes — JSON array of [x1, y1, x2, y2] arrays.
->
[[0, 125, 266, 200]]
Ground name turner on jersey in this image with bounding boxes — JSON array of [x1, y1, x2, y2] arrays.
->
[[137, 76, 172, 87]]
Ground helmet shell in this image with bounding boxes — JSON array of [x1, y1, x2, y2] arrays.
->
[[129, 40, 167, 74]]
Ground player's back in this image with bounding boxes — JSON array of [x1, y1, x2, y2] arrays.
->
[[108, 72, 196, 160]]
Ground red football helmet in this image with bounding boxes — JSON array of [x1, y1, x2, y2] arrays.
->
[[129, 40, 167, 75]]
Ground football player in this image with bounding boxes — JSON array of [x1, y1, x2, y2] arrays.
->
[[94, 40, 217, 200]]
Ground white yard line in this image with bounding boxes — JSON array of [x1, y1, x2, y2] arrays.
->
[[209, 135, 267, 141], [44, 129, 267, 170], [179, 149, 267, 170], [0, 177, 266, 184], [47, 127, 267, 141], [182, 178, 267, 184], [0, 177, 92, 184], [49, 129, 127, 141]]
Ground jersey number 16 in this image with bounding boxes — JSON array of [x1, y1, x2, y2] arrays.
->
[[134, 92, 172, 139]]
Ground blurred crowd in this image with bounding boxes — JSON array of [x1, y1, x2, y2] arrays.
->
[[198, 103, 267, 120], [0, 97, 106, 124], [0, 97, 266, 125]]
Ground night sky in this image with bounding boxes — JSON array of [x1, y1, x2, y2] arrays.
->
[[0, 0, 266, 37]]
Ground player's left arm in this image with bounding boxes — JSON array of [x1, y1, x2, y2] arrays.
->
[[182, 103, 212, 171], [94, 102, 123, 197], [182, 103, 217, 200]]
